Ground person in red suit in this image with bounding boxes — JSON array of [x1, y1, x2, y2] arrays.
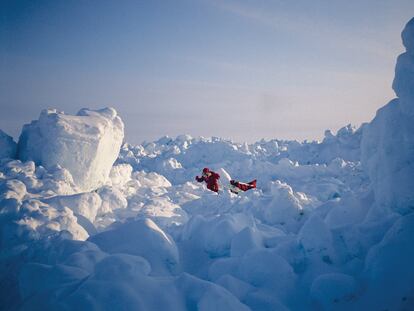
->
[[229, 179, 256, 193], [196, 167, 257, 193], [195, 167, 220, 192]]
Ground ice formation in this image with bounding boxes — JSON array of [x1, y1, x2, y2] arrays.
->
[[362, 17, 414, 212], [0, 17, 414, 311], [0, 129, 17, 159], [17, 107, 124, 192]]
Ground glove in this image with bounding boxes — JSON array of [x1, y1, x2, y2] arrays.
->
[[195, 176, 200, 180]]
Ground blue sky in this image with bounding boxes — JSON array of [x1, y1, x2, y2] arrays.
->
[[1, 0, 414, 144]]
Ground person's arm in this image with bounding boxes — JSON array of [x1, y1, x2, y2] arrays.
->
[[195, 176, 204, 182], [213, 172, 220, 179]]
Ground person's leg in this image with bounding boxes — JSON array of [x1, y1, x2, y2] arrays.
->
[[236, 180, 256, 191], [248, 180, 257, 188]]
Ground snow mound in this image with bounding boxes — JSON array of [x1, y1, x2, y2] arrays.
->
[[0, 130, 17, 159], [258, 180, 309, 231], [359, 213, 414, 310], [17, 107, 124, 192], [310, 273, 358, 310], [17, 237, 249, 311]]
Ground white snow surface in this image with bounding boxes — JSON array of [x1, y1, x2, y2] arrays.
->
[[1, 17, 414, 311], [17, 107, 124, 192]]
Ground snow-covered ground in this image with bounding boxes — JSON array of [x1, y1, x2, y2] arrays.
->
[[1, 17, 413, 311]]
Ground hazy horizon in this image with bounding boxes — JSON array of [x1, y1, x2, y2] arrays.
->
[[2, 0, 414, 144]]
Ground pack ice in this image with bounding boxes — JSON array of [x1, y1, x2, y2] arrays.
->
[[17, 107, 124, 192], [1, 17, 414, 311]]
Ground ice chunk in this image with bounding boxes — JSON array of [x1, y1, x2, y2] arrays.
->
[[16, 200, 89, 241], [54, 267, 248, 311], [181, 213, 254, 258], [230, 227, 263, 257], [238, 249, 296, 300], [19, 262, 89, 299], [362, 18, 414, 211], [108, 163, 133, 188], [138, 197, 188, 228], [0, 179, 27, 201], [17, 108, 124, 192], [310, 273, 358, 310], [97, 186, 127, 215], [197, 282, 250, 311], [132, 171, 172, 188], [204, 214, 253, 257], [46, 192, 102, 223], [0, 130, 17, 159], [394, 17, 414, 117], [89, 218, 179, 276], [93, 254, 151, 279], [360, 214, 414, 310], [325, 196, 369, 229], [258, 180, 306, 232], [297, 214, 336, 265], [215, 274, 253, 300]]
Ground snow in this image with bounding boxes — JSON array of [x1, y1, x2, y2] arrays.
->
[[89, 218, 179, 276], [258, 180, 308, 231], [17, 107, 124, 192], [310, 273, 358, 310], [358, 213, 414, 310], [1, 17, 414, 311]]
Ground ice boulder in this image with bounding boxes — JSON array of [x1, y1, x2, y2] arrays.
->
[[0, 130, 17, 159], [258, 180, 307, 232], [361, 18, 414, 211], [310, 273, 358, 310], [238, 248, 296, 300], [358, 213, 414, 310], [17, 108, 124, 192], [181, 213, 254, 258], [297, 214, 336, 266], [19, 262, 89, 300], [89, 218, 179, 276], [394, 17, 414, 116], [45, 267, 249, 311], [46, 192, 103, 223]]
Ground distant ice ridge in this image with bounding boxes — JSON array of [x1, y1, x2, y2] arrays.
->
[[118, 124, 362, 188], [17, 107, 124, 192]]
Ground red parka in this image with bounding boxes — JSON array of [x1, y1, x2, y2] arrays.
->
[[196, 171, 220, 192], [230, 179, 256, 191]]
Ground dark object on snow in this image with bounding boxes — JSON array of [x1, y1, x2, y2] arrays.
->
[[196, 167, 220, 192], [229, 179, 257, 193]]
